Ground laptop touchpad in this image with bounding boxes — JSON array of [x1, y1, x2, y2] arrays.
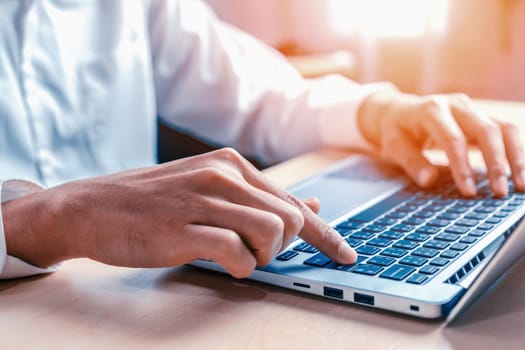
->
[[289, 157, 406, 223]]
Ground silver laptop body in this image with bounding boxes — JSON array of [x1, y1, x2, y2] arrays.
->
[[192, 155, 525, 320]]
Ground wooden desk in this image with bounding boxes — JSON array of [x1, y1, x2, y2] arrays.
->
[[2, 100, 525, 350]]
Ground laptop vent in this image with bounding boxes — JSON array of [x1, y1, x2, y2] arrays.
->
[[446, 251, 486, 285]]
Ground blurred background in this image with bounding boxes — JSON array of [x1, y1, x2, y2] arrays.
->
[[207, 0, 525, 102]]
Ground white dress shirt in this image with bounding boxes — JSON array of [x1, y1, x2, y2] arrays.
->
[[0, 0, 390, 279]]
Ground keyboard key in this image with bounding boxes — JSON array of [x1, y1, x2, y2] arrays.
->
[[435, 233, 459, 242], [412, 247, 439, 258], [450, 243, 468, 251], [477, 223, 494, 231], [276, 250, 299, 261], [424, 204, 446, 212], [380, 264, 416, 280], [402, 218, 426, 226], [352, 264, 384, 276], [336, 220, 364, 230], [405, 233, 430, 242], [437, 212, 461, 221], [327, 256, 367, 271], [379, 231, 404, 240], [407, 273, 429, 284], [368, 238, 392, 248], [464, 212, 487, 221], [368, 256, 396, 267], [424, 240, 450, 250], [362, 224, 386, 233], [485, 217, 501, 224], [419, 265, 440, 275], [445, 225, 470, 235], [460, 236, 477, 244], [345, 238, 363, 248], [416, 226, 440, 234], [397, 204, 419, 212], [381, 247, 408, 258], [493, 211, 510, 218], [393, 240, 419, 250], [400, 256, 428, 267], [335, 227, 353, 236], [456, 219, 478, 227], [391, 224, 413, 232], [349, 231, 375, 240], [447, 206, 470, 214], [468, 229, 488, 237], [303, 253, 332, 267], [386, 211, 408, 219], [440, 250, 460, 259], [428, 219, 450, 227], [474, 206, 498, 214], [374, 218, 398, 226], [412, 211, 435, 219], [430, 257, 450, 266], [355, 245, 381, 256]]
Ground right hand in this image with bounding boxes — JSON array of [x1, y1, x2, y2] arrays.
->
[[4, 148, 356, 278]]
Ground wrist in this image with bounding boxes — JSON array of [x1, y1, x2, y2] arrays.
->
[[3, 188, 73, 268], [357, 88, 400, 147]]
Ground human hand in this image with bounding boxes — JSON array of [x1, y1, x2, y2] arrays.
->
[[4, 148, 356, 278], [357, 90, 525, 197]]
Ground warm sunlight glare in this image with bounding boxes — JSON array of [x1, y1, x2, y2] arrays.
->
[[330, 0, 449, 37]]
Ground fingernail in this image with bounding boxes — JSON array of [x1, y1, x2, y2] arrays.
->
[[338, 241, 357, 264], [417, 167, 435, 187], [464, 177, 477, 196]]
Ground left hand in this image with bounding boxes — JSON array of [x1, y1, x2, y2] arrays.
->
[[357, 90, 525, 197]]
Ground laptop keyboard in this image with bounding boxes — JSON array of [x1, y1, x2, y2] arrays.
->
[[276, 176, 525, 285]]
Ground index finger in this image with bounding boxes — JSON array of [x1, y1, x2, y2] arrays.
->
[[222, 149, 357, 264]]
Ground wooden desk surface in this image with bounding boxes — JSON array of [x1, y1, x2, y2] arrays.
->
[[2, 100, 525, 350]]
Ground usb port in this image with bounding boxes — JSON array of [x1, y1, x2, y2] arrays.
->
[[354, 292, 374, 305], [324, 286, 344, 299]]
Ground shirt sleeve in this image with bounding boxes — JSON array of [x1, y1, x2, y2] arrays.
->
[[0, 180, 58, 280], [146, 0, 395, 165]]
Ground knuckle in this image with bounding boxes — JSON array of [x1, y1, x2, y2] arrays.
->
[[451, 92, 470, 105], [265, 212, 285, 235], [490, 164, 507, 178], [287, 207, 305, 235], [420, 97, 442, 117], [478, 120, 500, 138], [216, 230, 241, 257], [218, 147, 243, 164], [499, 119, 518, 134]]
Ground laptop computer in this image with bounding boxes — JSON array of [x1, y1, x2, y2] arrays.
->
[[191, 155, 525, 321]]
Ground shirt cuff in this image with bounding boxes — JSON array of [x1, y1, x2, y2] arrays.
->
[[313, 77, 397, 153], [0, 180, 59, 280]]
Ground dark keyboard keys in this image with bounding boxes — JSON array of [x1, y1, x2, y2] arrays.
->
[[393, 240, 419, 250], [419, 265, 440, 275], [355, 245, 381, 256], [412, 211, 435, 219], [440, 250, 460, 259], [374, 218, 398, 226], [368, 256, 396, 267], [435, 233, 459, 242], [430, 257, 450, 266], [352, 264, 384, 276], [399, 256, 428, 267], [349, 231, 375, 240], [405, 233, 430, 242], [327, 256, 367, 271], [456, 219, 478, 227], [416, 226, 440, 234], [381, 247, 408, 258], [303, 253, 332, 267], [391, 224, 413, 232], [345, 238, 363, 248], [468, 229, 488, 237], [412, 247, 439, 258], [445, 225, 470, 235], [276, 250, 299, 261], [450, 243, 468, 251], [293, 242, 319, 253], [477, 223, 494, 231], [379, 231, 404, 240], [368, 238, 392, 248], [460, 236, 477, 244], [362, 224, 386, 233], [424, 240, 449, 250], [380, 264, 415, 281], [407, 273, 429, 284]]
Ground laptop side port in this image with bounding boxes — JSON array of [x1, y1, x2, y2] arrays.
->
[[293, 282, 311, 289], [354, 292, 374, 305], [324, 286, 344, 299]]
